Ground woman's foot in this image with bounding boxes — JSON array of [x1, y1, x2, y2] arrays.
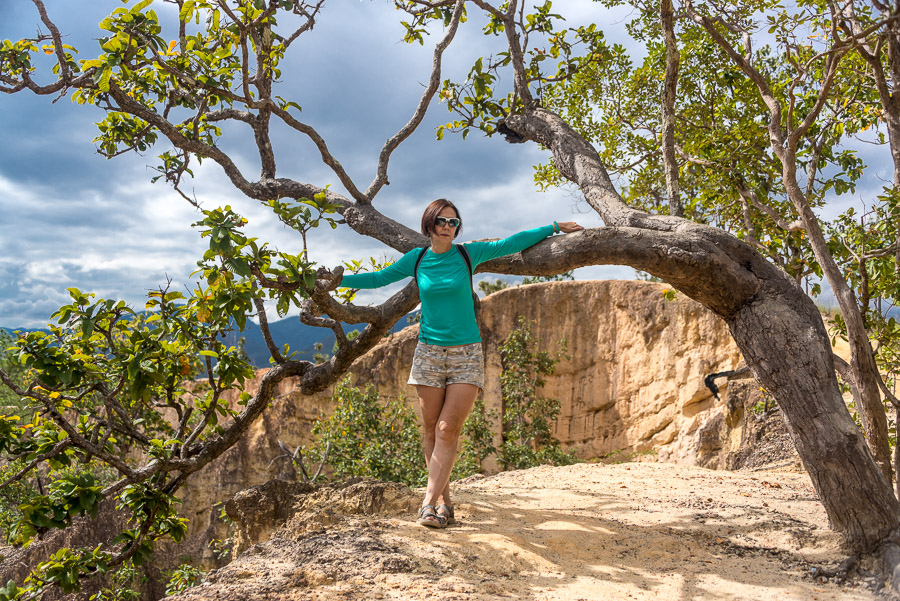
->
[[436, 504, 455, 526], [416, 504, 447, 528]]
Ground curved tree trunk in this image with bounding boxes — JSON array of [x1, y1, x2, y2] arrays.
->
[[499, 107, 900, 553]]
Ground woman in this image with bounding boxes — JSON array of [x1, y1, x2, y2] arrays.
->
[[326, 199, 583, 528]]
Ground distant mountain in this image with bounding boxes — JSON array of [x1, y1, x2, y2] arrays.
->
[[1, 326, 50, 337], [2, 313, 420, 368], [223, 312, 419, 367]]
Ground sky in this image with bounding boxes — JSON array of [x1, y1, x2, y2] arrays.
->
[[0, 1, 892, 329], [0, 0, 646, 330]]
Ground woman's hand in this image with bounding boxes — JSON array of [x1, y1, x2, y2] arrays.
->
[[314, 265, 344, 293], [557, 221, 584, 233]]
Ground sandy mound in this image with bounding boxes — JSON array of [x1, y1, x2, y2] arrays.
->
[[168, 462, 882, 600]]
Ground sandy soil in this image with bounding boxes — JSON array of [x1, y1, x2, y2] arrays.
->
[[174, 462, 884, 601]]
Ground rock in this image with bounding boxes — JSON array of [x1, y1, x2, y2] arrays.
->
[[225, 478, 419, 556], [723, 377, 801, 470], [225, 479, 316, 556]]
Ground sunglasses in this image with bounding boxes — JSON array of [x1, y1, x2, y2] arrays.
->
[[435, 217, 461, 228]]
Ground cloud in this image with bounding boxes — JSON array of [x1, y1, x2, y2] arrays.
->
[[0, 1, 640, 329]]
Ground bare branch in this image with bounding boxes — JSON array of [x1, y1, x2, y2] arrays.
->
[[268, 104, 367, 202], [363, 0, 466, 202], [280, 1, 326, 49], [254, 296, 285, 364], [0, 439, 73, 489], [30, 0, 71, 82], [660, 0, 683, 217]]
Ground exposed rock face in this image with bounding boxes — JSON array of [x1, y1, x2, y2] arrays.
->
[[721, 378, 800, 471], [330, 280, 747, 463]]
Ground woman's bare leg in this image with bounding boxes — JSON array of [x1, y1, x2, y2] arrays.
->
[[417, 385, 451, 505], [421, 383, 479, 507]]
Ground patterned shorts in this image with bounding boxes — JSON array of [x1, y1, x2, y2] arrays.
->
[[408, 341, 485, 389]]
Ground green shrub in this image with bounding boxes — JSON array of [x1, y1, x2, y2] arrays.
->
[[305, 318, 577, 485], [308, 379, 427, 487], [497, 317, 576, 470], [452, 397, 496, 479]]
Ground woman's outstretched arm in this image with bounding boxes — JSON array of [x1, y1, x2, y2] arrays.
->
[[466, 222, 583, 266], [335, 247, 419, 289]]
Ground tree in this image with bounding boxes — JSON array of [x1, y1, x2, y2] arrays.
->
[[477, 278, 510, 295], [2, 0, 900, 595], [521, 270, 574, 285], [399, 0, 900, 561]]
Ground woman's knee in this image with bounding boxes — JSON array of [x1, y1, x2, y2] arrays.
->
[[435, 419, 463, 442]]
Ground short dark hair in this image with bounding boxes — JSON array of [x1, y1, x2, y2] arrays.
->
[[421, 198, 462, 239]]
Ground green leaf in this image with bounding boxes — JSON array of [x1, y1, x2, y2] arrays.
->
[[179, 0, 195, 22], [97, 66, 112, 92], [131, 0, 154, 14]]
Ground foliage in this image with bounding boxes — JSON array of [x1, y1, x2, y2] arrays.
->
[[521, 270, 575, 285], [452, 397, 497, 479], [478, 278, 510, 296], [827, 189, 900, 402], [0, 460, 41, 543], [0, 201, 328, 595], [164, 564, 205, 597], [88, 562, 143, 601], [207, 502, 235, 562], [307, 379, 427, 487], [0, 330, 28, 413], [497, 317, 575, 470]]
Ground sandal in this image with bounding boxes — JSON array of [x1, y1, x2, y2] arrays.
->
[[436, 504, 456, 526], [417, 504, 447, 529]]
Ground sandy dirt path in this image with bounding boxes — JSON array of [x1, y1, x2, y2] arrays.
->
[[173, 462, 882, 600]]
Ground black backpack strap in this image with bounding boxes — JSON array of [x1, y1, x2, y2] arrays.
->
[[455, 244, 474, 283], [413, 246, 429, 283], [456, 245, 481, 317]]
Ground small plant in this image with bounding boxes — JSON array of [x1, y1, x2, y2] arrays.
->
[[452, 398, 497, 479], [598, 448, 657, 464], [207, 502, 235, 561], [89, 562, 144, 601], [165, 563, 205, 596]]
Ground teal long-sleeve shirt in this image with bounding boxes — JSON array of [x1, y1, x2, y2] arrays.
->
[[340, 225, 556, 346]]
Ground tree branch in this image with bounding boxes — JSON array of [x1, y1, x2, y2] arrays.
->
[[363, 0, 466, 202], [660, 0, 683, 217]]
